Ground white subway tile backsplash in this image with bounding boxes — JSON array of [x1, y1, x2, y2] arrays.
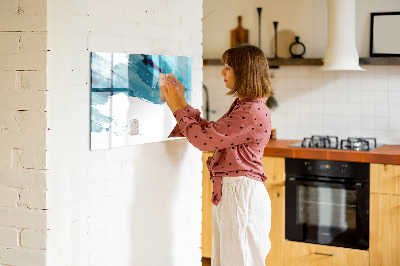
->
[[349, 128, 362, 137], [375, 104, 389, 117], [322, 70, 335, 78], [310, 77, 324, 90], [375, 117, 389, 129], [298, 89, 312, 103], [335, 73, 349, 90], [285, 66, 298, 77], [388, 65, 400, 75], [336, 90, 349, 103], [287, 113, 300, 127], [323, 115, 336, 129], [388, 91, 400, 104], [388, 117, 400, 131], [362, 116, 375, 130], [362, 65, 375, 74], [286, 77, 299, 89], [336, 103, 349, 116], [348, 90, 362, 103], [388, 131, 400, 143], [348, 116, 362, 129], [362, 90, 375, 103], [374, 77, 388, 91], [374, 65, 388, 77], [273, 76, 287, 91], [323, 87, 336, 103], [323, 103, 336, 116], [361, 76, 374, 91], [298, 67, 311, 78], [205, 65, 400, 144], [361, 104, 375, 116], [298, 77, 311, 89], [336, 115, 348, 129], [374, 90, 388, 104], [361, 129, 375, 138], [374, 130, 389, 144], [310, 66, 323, 77], [348, 72, 362, 90], [389, 104, 400, 117]]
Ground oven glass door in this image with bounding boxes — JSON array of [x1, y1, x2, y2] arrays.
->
[[286, 179, 369, 250], [298, 185, 356, 231]]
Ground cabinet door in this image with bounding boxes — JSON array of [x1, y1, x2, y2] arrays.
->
[[370, 193, 400, 266], [370, 163, 400, 195], [264, 184, 284, 266], [201, 152, 213, 258], [284, 241, 369, 266], [262, 156, 285, 185]]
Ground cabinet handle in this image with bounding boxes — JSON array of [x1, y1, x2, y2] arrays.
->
[[314, 252, 335, 257]]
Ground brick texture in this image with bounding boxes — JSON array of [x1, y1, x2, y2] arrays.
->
[[0, 0, 47, 264]]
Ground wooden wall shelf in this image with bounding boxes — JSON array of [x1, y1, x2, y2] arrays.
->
[[203, 57, 400, 67], [359, 57, 400, 65], [203, 58, 323, 67]]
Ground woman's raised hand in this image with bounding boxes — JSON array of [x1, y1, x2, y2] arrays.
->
[[161, 74, 186, 113], [168, 74, 187, 108]]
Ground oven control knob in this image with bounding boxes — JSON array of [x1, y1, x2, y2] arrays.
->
[[340, 164, 347, 174], [304, 162, 312, 171]]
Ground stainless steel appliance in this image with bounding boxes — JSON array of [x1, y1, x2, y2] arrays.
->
[[289, 135, 380, 151], [285, 158, 370, 250]]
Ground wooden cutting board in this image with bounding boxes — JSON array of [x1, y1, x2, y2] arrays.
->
[[231, 16, 249, 48]]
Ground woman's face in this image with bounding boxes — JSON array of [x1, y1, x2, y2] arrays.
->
[[220, 64, 235, 89]]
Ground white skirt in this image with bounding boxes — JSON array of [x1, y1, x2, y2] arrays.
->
[[212, 176, 271, 266]]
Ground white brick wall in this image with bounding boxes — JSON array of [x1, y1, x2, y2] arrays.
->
[[47, 1, 203, 266], [0, 0, 48, 265]]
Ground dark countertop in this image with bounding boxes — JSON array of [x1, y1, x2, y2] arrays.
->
[[263, 139, 400, 165]]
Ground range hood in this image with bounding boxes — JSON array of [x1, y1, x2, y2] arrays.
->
[[320, 0, 365, 71]]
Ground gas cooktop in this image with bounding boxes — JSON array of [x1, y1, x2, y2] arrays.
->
[[289, 135, 382, 151]]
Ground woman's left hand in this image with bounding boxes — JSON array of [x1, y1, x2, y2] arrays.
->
[[161, 74, 186, 113]]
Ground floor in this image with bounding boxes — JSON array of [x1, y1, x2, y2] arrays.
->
[[202, 257, 211, 266]]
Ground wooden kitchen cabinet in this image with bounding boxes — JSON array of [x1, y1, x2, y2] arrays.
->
[[284, 241, 369, 266], [370, 193, 400, 266], [264, 184, 285, 266], [201, 154, 286, 266], [370, 163, 400, 195], [262, 156, 285, 266], [370, 163, 400, 266], [202, 152, 213, 258]]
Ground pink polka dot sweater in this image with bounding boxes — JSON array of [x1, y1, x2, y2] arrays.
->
[[168, 97, 272, 206]]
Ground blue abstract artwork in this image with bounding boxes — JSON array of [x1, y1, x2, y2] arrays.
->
[[90, 52, 192, 149]]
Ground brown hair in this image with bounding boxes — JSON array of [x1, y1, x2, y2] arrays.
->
[[221, 44, 273, 99]]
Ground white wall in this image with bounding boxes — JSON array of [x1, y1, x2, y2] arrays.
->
[[46, 0, 203, 266], [203, 0, 400, 145], [0, 0, 48, 265]]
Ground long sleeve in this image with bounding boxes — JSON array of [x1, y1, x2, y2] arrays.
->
[[168, 104, 210, 138], [172, 105, 257, 152]]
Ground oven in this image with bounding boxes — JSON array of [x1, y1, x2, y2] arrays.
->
[[285, 158, 370, 250]]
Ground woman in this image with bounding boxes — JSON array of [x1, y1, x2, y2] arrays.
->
[[162, 44, 273, 266]]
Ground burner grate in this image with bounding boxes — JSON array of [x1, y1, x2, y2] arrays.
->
[[301, 135, 339, 149], [296, 136, 378, 151], [340, 137, 377, 151]]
